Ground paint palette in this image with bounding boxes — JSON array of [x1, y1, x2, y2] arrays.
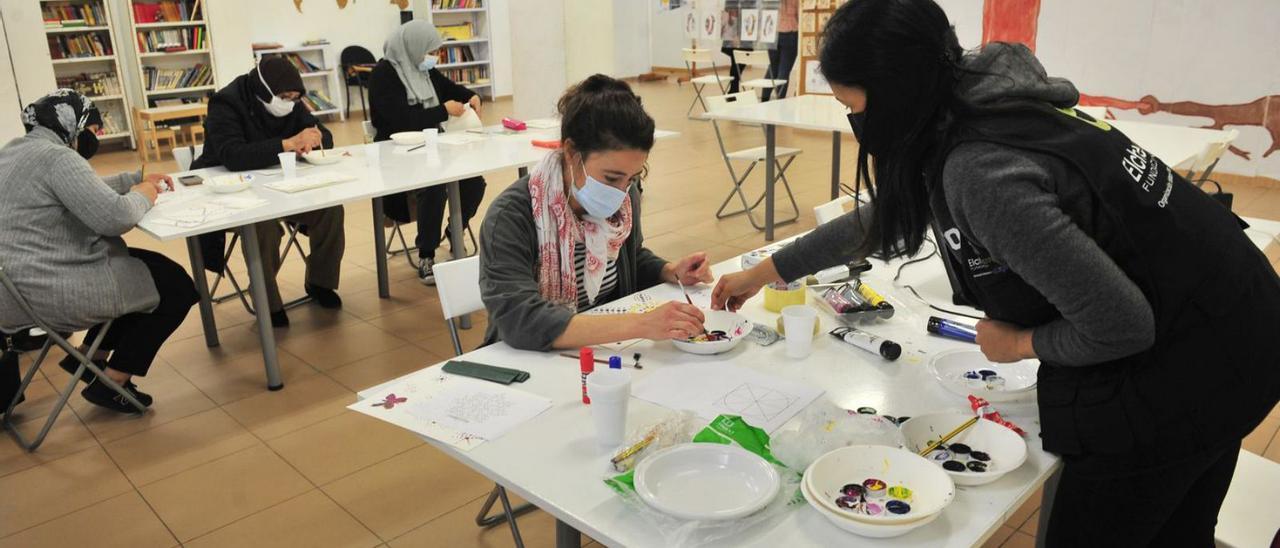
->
[[671, 310, 752, 355], [929, 350, 1038, 402], [900, 413, 1027, 487], [805, 445, 955, 525]]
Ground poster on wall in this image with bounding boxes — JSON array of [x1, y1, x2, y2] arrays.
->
[[700, 8, 722, 40], [800, 11, 816, 32], [685, 10, 699, 39], [722, 10, 740, 41], [805, 60, 831, 94], [760, 9, 779, 43], [801, 35, 817, 56], [818, 11, 832, 31], [741, 10, 761, 41]]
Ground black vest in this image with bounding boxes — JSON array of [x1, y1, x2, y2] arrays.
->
[[931, 106, 1280, 457]]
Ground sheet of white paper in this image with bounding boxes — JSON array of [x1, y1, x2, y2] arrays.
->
[[348, 367, 552, 451], [150, 196, 269, 228], [252, 164, 313, 176], [583, 283, 713, 351], [446, 108, 484, 132], [438, 132, 487, 145], [633, 363, 824, 433], [525, 118, 560, 130]]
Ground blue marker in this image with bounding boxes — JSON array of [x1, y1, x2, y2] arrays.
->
[[927, 316, 978, 344]]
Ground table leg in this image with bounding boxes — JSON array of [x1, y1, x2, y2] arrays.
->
[[554, 520, 581, 548], [372, 197, 390, 299], [764, 124, 777, 241], [446, 180, 472, 330], [831, 131, 842, 199], [239, 223, 284, 391], [185, 236, 219, 348]]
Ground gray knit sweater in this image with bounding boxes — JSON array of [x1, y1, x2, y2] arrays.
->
[[0, 127, 157, 332]]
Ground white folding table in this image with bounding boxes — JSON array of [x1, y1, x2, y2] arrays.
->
[[702, 94, 1239, 241]]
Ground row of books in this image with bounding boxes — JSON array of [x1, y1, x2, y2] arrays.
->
[[275, 53, 324, 74], [56, 72, 123, 97], [436, 45, 478, 64], [136, 28, 207, 53], [132, 0, 202, 23], [47, 33, 113, 59], [302, 91, 337, 112], [440, 67, 489, 86], [433, 0, 482, 9], [43, 2, 107, 27], [143, 63, 212, 91]]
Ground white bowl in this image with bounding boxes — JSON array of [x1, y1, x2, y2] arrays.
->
[[929, 350, 1039, 402], [805, 445, 954, 525], [300, 150, 343, 165], [205, 174, 251, 194], [899, 413, 1027, 487], [634, 443, 780, 521], [801, 477, 941, 538], [671, 309, 752, 355], [390, 131, 425, 146]]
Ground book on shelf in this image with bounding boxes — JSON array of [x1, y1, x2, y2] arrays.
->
[[302, 91, 337, 113], [252, 42, 284, 51], [47, 33, 113, 59], [143, 63, 213, 91], [96, 109, 125, 135], [136, 28, 206, 53], [436, 23, 474, 41], [302, 39, 330, 46], [132, 0, 202, 23], [433, 0, 482, 9], [436, 45, 476, 64], [440, 66, 489, 86], [269, 52, 324, 73], [56, 72, 123, 97], [43, 3, 107, 27]]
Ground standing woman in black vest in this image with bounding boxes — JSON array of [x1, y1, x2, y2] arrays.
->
[[713, 0, 1280, 544]]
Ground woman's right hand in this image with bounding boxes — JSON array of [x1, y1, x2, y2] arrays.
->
[[444, 100, 467, 117], [636, 302, 706, 341], [131, 181, 159, 204], [712, 257, 781, 311]]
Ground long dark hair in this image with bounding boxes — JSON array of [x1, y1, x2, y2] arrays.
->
[[820, 0, 964, 258]]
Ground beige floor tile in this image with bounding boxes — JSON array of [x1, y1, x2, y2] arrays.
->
[[0, 411, 99, 478], [0, 446, 133, 537], [363, 302, 450, 345], [323, 444, 492, 540], [1265, 426, 1280, 463], [0, 375, 63, 436], [66, 362, 218, 443], [0, 491, 177, 548], [104, 407, 258, 486], [1243, 414, 1280, 455], [268, 411, 423, 485], [981, 525, 1018, 548], [172, 348, 319, 405], [1002, 531, 1037, 548], [326, 344, 445, 393], [159, 321, 281, 371], [340, 282, 435, 322], [185, 490, 379, 548], [279, 321, 412, 371], [222, 373, 356, 440], [1006, 489, 1041, 530], [1019, 509, 1040, 536], [414, 318, 490, 358], [140, 444, 313, 542], [390, 499, 564, 548]]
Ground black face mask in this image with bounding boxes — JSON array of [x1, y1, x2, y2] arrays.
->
[[847, 112, 866, 142], [76, 130, 99, 160]]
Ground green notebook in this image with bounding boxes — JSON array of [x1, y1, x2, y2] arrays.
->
[[442, 360, 530, 385]]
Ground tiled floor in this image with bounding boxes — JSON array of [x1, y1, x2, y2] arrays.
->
[[3, 78, 1279, 548]]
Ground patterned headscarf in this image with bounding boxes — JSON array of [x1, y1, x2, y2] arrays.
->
[[22, 89, 100, 146]]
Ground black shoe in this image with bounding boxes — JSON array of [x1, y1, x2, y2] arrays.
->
[[271, 309, 290, 327], [417, 259, 436, 286], [59, 355, 108, 384], [81, 378, 151, 413], [305, 284, 343, 309]]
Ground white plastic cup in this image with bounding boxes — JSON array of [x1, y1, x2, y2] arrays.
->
[[782, 305, 818, 359], [586, 369, 631, 448], [365, 142, 381, 166], [278, 152, 297, 179], [422, 127, 439, 146]]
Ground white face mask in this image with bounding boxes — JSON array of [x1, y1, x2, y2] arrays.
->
[[257, 67, 296, 118]]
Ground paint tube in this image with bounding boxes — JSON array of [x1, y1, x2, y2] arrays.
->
[[927, 316, 978, 344], [831, 327, 902, 361], [852, 279, 895, 319]]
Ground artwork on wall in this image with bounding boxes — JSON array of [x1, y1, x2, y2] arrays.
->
[[760, 9, 778, 43], [741, 9, 760, 42], [293, 0, 408, 13]]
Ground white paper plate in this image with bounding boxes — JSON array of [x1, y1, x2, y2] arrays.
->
[[900, 413, 1028, 486], [671, 310, 752, 355], [801, 478, 941, 538], [300, 150, 343, 165], [805, 445, 955, 525], [206, 174, 251, 194], [929, 350, 1039, 402], [634, 443, 780, 521], [390, 131, 425, 146]]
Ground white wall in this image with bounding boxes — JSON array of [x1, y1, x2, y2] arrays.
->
[[510, 0, 566, 119], [1, 1, 56, 106], [611, 0, 650, 78], [0, 10, 26, 144], [564, 0, 614, 83], [649, 2, 732, 70]]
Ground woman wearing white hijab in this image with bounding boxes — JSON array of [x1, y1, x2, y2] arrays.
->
[[369, 20, 486, 285]]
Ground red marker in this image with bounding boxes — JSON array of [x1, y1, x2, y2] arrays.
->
[[579, 347, 594, 404]]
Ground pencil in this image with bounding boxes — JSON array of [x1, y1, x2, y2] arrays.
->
[[917, 416, 979, 457]]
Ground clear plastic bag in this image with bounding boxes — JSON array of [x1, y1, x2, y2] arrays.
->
[[770, 400, 907, 471]]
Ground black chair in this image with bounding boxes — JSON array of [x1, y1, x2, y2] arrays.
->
[[340, 46, 377, 119]]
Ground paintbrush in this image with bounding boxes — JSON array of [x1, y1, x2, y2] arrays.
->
[[677, 278, 710, 338], [917, 416, 980, 457]]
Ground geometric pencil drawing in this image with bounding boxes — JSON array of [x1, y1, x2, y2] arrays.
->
[[714, 383, 797, 423]]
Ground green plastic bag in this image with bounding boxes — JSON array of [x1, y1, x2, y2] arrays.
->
[[605, 414, 790, 494]]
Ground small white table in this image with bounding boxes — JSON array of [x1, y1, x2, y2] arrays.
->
[[703, 95, 1240, 241]]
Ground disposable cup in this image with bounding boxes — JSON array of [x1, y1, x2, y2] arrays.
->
[[278, 152, 297, 179], [783, 305, 818, 359], [586, 369, 631, 448]]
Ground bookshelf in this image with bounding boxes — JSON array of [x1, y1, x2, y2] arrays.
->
[[252, 45, 346, 121], [125, 0, 217, 106], [41, 0, 135, 147], [428, 0, 493, 98]]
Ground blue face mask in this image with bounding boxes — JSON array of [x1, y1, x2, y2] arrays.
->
[[418, 55, 437, 73], [571, 159, 628, 219]]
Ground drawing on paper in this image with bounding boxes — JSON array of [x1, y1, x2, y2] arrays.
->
[[714, 383, 798, 423], [372, 393, 407, 409]]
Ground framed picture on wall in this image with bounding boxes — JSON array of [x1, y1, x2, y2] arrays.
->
[[801, 35, 817, 56], [760, 9, 779, 43], [802, 0, 816, 8], [685, 11, 699, 39], [801, 12, 816, 32], [700, 9, 722, 40], [741, 9, 760, 41], [805, 60, 831, 94], [818, 12, 831, 30], [817, 0, 832, 8]]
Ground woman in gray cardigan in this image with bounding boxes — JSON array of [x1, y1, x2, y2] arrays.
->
[[0, 90, 198, 412], [479, 75, 712, 351]]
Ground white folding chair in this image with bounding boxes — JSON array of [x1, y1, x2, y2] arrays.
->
[[1184, 129, 1238, 189], [735, 49, 788, 98], [2, 264, 147, 452], [704, 92, 801, 230], [172, 144, 202, 171], [1215, 449, 1280, 547], [814, 195, 858, 226], [431, 256, 535, 547], [682, 48, 726, 119]]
